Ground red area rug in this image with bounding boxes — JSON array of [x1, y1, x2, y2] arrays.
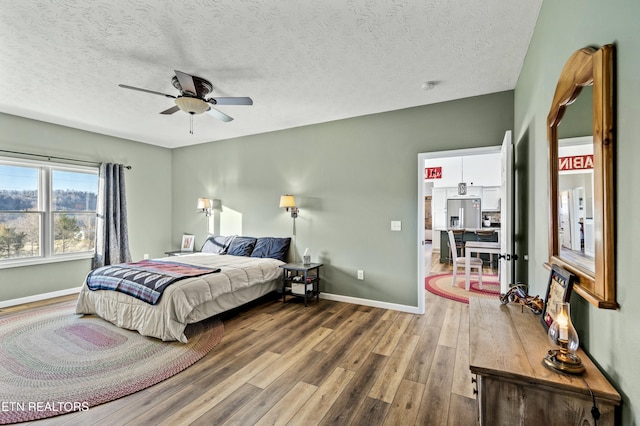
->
[[0, 301, 224, 424], [425, 273, 500, 304]]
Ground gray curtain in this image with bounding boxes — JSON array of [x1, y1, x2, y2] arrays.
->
[[93, 163, 132, 268]]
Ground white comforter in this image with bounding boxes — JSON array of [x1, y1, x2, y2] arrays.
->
[[76, 253, 284, 342]]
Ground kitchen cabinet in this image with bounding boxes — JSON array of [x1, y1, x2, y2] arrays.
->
[[462, 152, 502, 187], [432, 187, 458, 230], [464, 185, 483, 197], [482, 187, 501, 211], [432, 187, 458, 210], [433, 210, 447, 231]]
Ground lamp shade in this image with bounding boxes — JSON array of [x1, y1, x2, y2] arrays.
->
[[197, 198, 212, 210], [279, 195, 296, 209]]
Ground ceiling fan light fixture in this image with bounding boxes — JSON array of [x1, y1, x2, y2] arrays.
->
[[175, 97, 209, 114]]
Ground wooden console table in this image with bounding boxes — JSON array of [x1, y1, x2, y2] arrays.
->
[[469, 298, 620, 425]]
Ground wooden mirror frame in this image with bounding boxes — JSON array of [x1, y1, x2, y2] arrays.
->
[[547, 44, 616, 309]]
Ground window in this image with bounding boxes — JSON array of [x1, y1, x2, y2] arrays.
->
[[0, 157, 98, 267]]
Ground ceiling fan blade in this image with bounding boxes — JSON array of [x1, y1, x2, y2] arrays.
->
[[174, 70, 198, 96], [160, 105, 180, 115], [118, 84, 175, 99], [208, 97, 253, 106], [207, 107, 234, 122]]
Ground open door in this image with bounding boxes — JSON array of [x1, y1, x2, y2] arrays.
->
[[500, 130, 514, 294]]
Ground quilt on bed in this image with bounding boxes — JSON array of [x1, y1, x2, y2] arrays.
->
[[76, 253, 284, 342], [86, 259, 220, 305]]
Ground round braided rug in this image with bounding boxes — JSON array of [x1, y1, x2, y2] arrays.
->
[[0, 301, 224, 424], [425, 273, 501, 304]]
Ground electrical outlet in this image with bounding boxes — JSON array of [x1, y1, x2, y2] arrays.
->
[[357, 270, 364, 280], [391, 220, 402, 231], [143, 253, 149, 260]]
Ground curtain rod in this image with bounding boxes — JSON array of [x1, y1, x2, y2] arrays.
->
[[0, 149, 132, 169]]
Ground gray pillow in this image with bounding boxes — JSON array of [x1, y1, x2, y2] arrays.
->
[[201, 235, 234, 254]]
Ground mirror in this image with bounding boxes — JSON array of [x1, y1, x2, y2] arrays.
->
[[558, 88, 594, 275], [547, 45, 616, 309]]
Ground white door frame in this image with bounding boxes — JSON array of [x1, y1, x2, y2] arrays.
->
[[418, 145, 502, 315]]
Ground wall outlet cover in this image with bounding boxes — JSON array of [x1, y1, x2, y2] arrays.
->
[[391, 221, 402, 231]]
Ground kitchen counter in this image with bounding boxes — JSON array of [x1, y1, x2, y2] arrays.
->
[[438, 228, 499, 265]]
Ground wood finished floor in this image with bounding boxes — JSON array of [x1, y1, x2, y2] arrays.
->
[[19, 246, 484, 426]]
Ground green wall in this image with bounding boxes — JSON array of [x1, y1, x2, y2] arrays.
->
[[514, 0, 640, 422], [172, 91, 514, 307], [0, 113, 173, 302]]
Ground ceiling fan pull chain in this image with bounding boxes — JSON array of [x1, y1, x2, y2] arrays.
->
[[190, 114, 194, 135]]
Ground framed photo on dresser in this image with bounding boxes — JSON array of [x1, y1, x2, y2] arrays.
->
[[541, 265, 576, 330]]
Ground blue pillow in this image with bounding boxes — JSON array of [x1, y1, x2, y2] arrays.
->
[[200, 235, 234, 254], [251, 237, 291, 262], [226, 236, 257, 256]]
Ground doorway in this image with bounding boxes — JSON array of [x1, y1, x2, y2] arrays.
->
[[417, 136, 512, 313]]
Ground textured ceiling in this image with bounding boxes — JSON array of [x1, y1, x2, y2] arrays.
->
[[0, 1, 542, 149]]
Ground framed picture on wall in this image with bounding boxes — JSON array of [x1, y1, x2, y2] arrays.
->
[[541, 265, 576, 330], [181, 234, 195, 252]]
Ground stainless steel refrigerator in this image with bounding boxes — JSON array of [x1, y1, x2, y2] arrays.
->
[[447, 198, 481, 229]]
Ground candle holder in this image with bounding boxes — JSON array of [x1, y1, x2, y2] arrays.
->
[[543, 302, 585, 374]]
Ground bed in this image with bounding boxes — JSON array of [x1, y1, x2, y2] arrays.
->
[[75, 236, 290, 343]]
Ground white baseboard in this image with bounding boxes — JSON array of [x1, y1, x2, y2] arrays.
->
[[319, 292, 421, 314], [0, 288, 421, 315], [0, 287, 81, 309]]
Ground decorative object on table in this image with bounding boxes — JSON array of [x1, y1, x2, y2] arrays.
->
[[181, 234, 195, 252], [0, 301, 223, 424], [541, 265, 576, 330], [543, 302, 585, 374], [499, 283, 544, 314], [303, 247, 311, 265]]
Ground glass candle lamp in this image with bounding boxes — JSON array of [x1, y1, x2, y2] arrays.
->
[[543, 302, 585, 374]]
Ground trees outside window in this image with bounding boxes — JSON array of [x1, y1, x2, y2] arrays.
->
[[0, 159, 98, 263]]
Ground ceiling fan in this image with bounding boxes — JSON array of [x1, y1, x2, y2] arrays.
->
[[119, 70, 252, 133]]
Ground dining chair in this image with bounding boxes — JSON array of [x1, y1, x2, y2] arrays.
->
[[475, 229, 497, 269], [448, 230, 483, 289], [450, 229, 465, 262]]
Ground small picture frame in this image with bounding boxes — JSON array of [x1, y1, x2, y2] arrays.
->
[[541, 265, 576, 330], [181, 234, 195, 252]]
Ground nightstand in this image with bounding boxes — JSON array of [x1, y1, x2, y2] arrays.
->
[[279, 262, 323, 306]]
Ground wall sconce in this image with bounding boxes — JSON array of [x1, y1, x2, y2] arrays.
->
[[197, 198, 223, 217], [197, 198, 212, 217], [543, 302, 585, 374], [279, 194, 298, 218]]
